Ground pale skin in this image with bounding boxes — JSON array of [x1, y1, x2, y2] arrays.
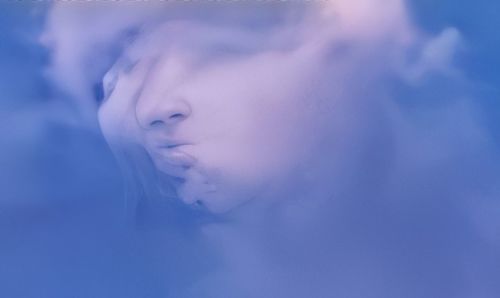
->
[[98, 22, 357, 214]]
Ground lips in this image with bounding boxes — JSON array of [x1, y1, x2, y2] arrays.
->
[[160, 145, 196, 166], [147, 143, 197, 177]]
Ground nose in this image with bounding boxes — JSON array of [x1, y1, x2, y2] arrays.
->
[[136, 95, 192, 129]]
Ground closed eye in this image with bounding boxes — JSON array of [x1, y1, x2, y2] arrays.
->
[[97, 56, 139, 104], [104, 71, 118, 99]]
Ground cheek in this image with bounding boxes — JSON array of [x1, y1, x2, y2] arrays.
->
[[98, 102, 125, 142], [98, 59, 155, 144], [178, 55, 327, 201], [189, 107, 314, 213], [187, 80, 319, 176], [98, 100, 142, 146], [189, 96, 312, 191]]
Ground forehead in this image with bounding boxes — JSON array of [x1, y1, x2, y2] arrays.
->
[[103, 4, 329, 98], [130, 22, 300, 65], [107, 23, 310, 91], [116, 2, 319, 63]]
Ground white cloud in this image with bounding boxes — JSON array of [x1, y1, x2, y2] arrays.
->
[[403, 27, 463, 84]]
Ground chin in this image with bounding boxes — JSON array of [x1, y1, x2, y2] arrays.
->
[[191, 193, 250, 214], [202, 201, 235, 214]]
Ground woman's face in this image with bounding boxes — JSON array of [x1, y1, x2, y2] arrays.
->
[[99, 25, 337, 213]]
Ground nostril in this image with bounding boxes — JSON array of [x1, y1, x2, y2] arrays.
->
[[146, 113, 185, 128], [169, 113, 185, 120], [149, 120, 164, 127], [139, 98, 190, 129]]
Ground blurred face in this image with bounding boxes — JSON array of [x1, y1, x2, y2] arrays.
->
[[99, 24, 334, 213]]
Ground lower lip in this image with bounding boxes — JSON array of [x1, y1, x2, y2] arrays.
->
[[162, 147, 195, 167], [151, 145, 196, 176]]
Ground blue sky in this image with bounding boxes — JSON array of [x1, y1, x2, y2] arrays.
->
[[408, 0, 500, 143]]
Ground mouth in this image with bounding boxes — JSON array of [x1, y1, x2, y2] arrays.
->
[[164, 143, 187, 149], [148, 142, 197, 177]]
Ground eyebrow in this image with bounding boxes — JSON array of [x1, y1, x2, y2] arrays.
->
[[191, 42, 257, 67]]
